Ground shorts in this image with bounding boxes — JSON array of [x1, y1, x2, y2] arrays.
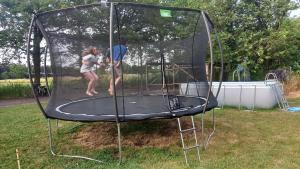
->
[[105, 64, 122, 76], [80, 66, 94, 73]]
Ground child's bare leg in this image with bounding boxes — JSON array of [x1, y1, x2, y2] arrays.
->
[[108, 68, 114, 93], [91, 71, 99, 94], [83, 72, 94, 96], [108, 78, 114, 95], [115, 76, 121, 87], [108, 67, 121, 95], [108, 76, 121, 96]]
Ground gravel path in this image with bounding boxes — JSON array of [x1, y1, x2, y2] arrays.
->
[[0, 97, 49, 107]]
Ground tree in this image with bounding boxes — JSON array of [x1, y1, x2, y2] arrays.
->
[[0, 0, 99, 83], [0, 64, 27, 79], [195, 0, 300, 79], [1, 0, 299, 83], [265, 18, 300, 73]]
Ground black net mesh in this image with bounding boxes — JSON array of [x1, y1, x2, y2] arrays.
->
[[33, 3, 217, 122]]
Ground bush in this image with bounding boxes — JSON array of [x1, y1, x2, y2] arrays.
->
[[0, 64, 27, 79]]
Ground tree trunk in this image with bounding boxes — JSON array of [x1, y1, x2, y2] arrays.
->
[[33, 24, 43, 85]]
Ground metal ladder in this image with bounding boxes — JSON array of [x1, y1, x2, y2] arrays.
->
[[177, 116, 201, 165], [265, 73, 289, 110], [272, 83, 289, 110]]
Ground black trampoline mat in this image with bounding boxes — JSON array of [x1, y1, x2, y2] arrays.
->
[[46, 95, 214, 122]]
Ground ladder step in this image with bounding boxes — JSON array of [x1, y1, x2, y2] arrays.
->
[[183, 145, 200, 151], [180, 128, 196, 133], [266, 75, 289, 110]]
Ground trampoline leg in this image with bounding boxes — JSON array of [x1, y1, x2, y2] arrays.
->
[[203, 109, 216, 149], [55, 119, 59, 133], [117, 123, 122, 164], [222, 85, 225, 109], [201, 113, 205, 147], [47, 119, 103, 163]]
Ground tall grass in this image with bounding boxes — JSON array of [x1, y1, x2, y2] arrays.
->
[[0, 78, 52, 84], [0, 83, 33, 99], [0, 78, 53, 99]]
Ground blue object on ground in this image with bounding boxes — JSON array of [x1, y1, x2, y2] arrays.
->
[[287, 107, 300, 112]]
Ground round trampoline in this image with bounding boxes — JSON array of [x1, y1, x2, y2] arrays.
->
[[53, 95, 212, 122], [26, 1, 223, 165]]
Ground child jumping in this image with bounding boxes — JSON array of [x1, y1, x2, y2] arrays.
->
[[105, 38, 128, 95], [80, 47, 104, 96]]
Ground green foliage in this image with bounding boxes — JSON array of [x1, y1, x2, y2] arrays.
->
[[0, 83, 32, 99], [265, 19, 300, 73], [0, 64, 27, 79], [0, 0, 99, 65], [127, 0, 300, 78], [204, 0, 300, 79], [1, 0, 300, 81]]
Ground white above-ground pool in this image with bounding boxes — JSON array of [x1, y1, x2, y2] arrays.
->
[[180, 81, 281, 109]]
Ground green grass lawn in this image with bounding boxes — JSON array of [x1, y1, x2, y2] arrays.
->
[[1, 99, 300, 169]]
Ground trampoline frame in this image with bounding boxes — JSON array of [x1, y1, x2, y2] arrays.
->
[[47, 119, 104, 163], [54, 95, 208, 120], [26, 2, 224, 165]]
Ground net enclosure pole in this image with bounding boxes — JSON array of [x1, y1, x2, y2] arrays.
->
[[31, 13, 104, 163], [110, 3, 119, 123], [202, 14, 224, 149], [110, 2, 122, 163], [201, 11, 214, 119], [43, 46, 51, 97], [26, 14, 47, 117], [214, 28, 224, 99], [201, 11, 215, 149]]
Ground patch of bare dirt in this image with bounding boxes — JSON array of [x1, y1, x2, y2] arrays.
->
[[284, 74, 300, 98], [72, 118, 209, 149], [286, 91, 300, 99]]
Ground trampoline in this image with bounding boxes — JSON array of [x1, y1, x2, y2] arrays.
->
[[54, 95, 213, 122], [27, 1, 223, 165]]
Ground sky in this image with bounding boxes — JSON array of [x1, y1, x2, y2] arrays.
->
[[290, 7, 300, 17]]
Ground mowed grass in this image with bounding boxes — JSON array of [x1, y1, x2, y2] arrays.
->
[[0, 99, 300, 169]]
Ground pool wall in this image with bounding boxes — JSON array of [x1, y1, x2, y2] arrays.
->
[[180, 81, 281, 109]]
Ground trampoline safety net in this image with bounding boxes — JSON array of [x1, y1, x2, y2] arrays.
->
[[29, 3, 218, 122]]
